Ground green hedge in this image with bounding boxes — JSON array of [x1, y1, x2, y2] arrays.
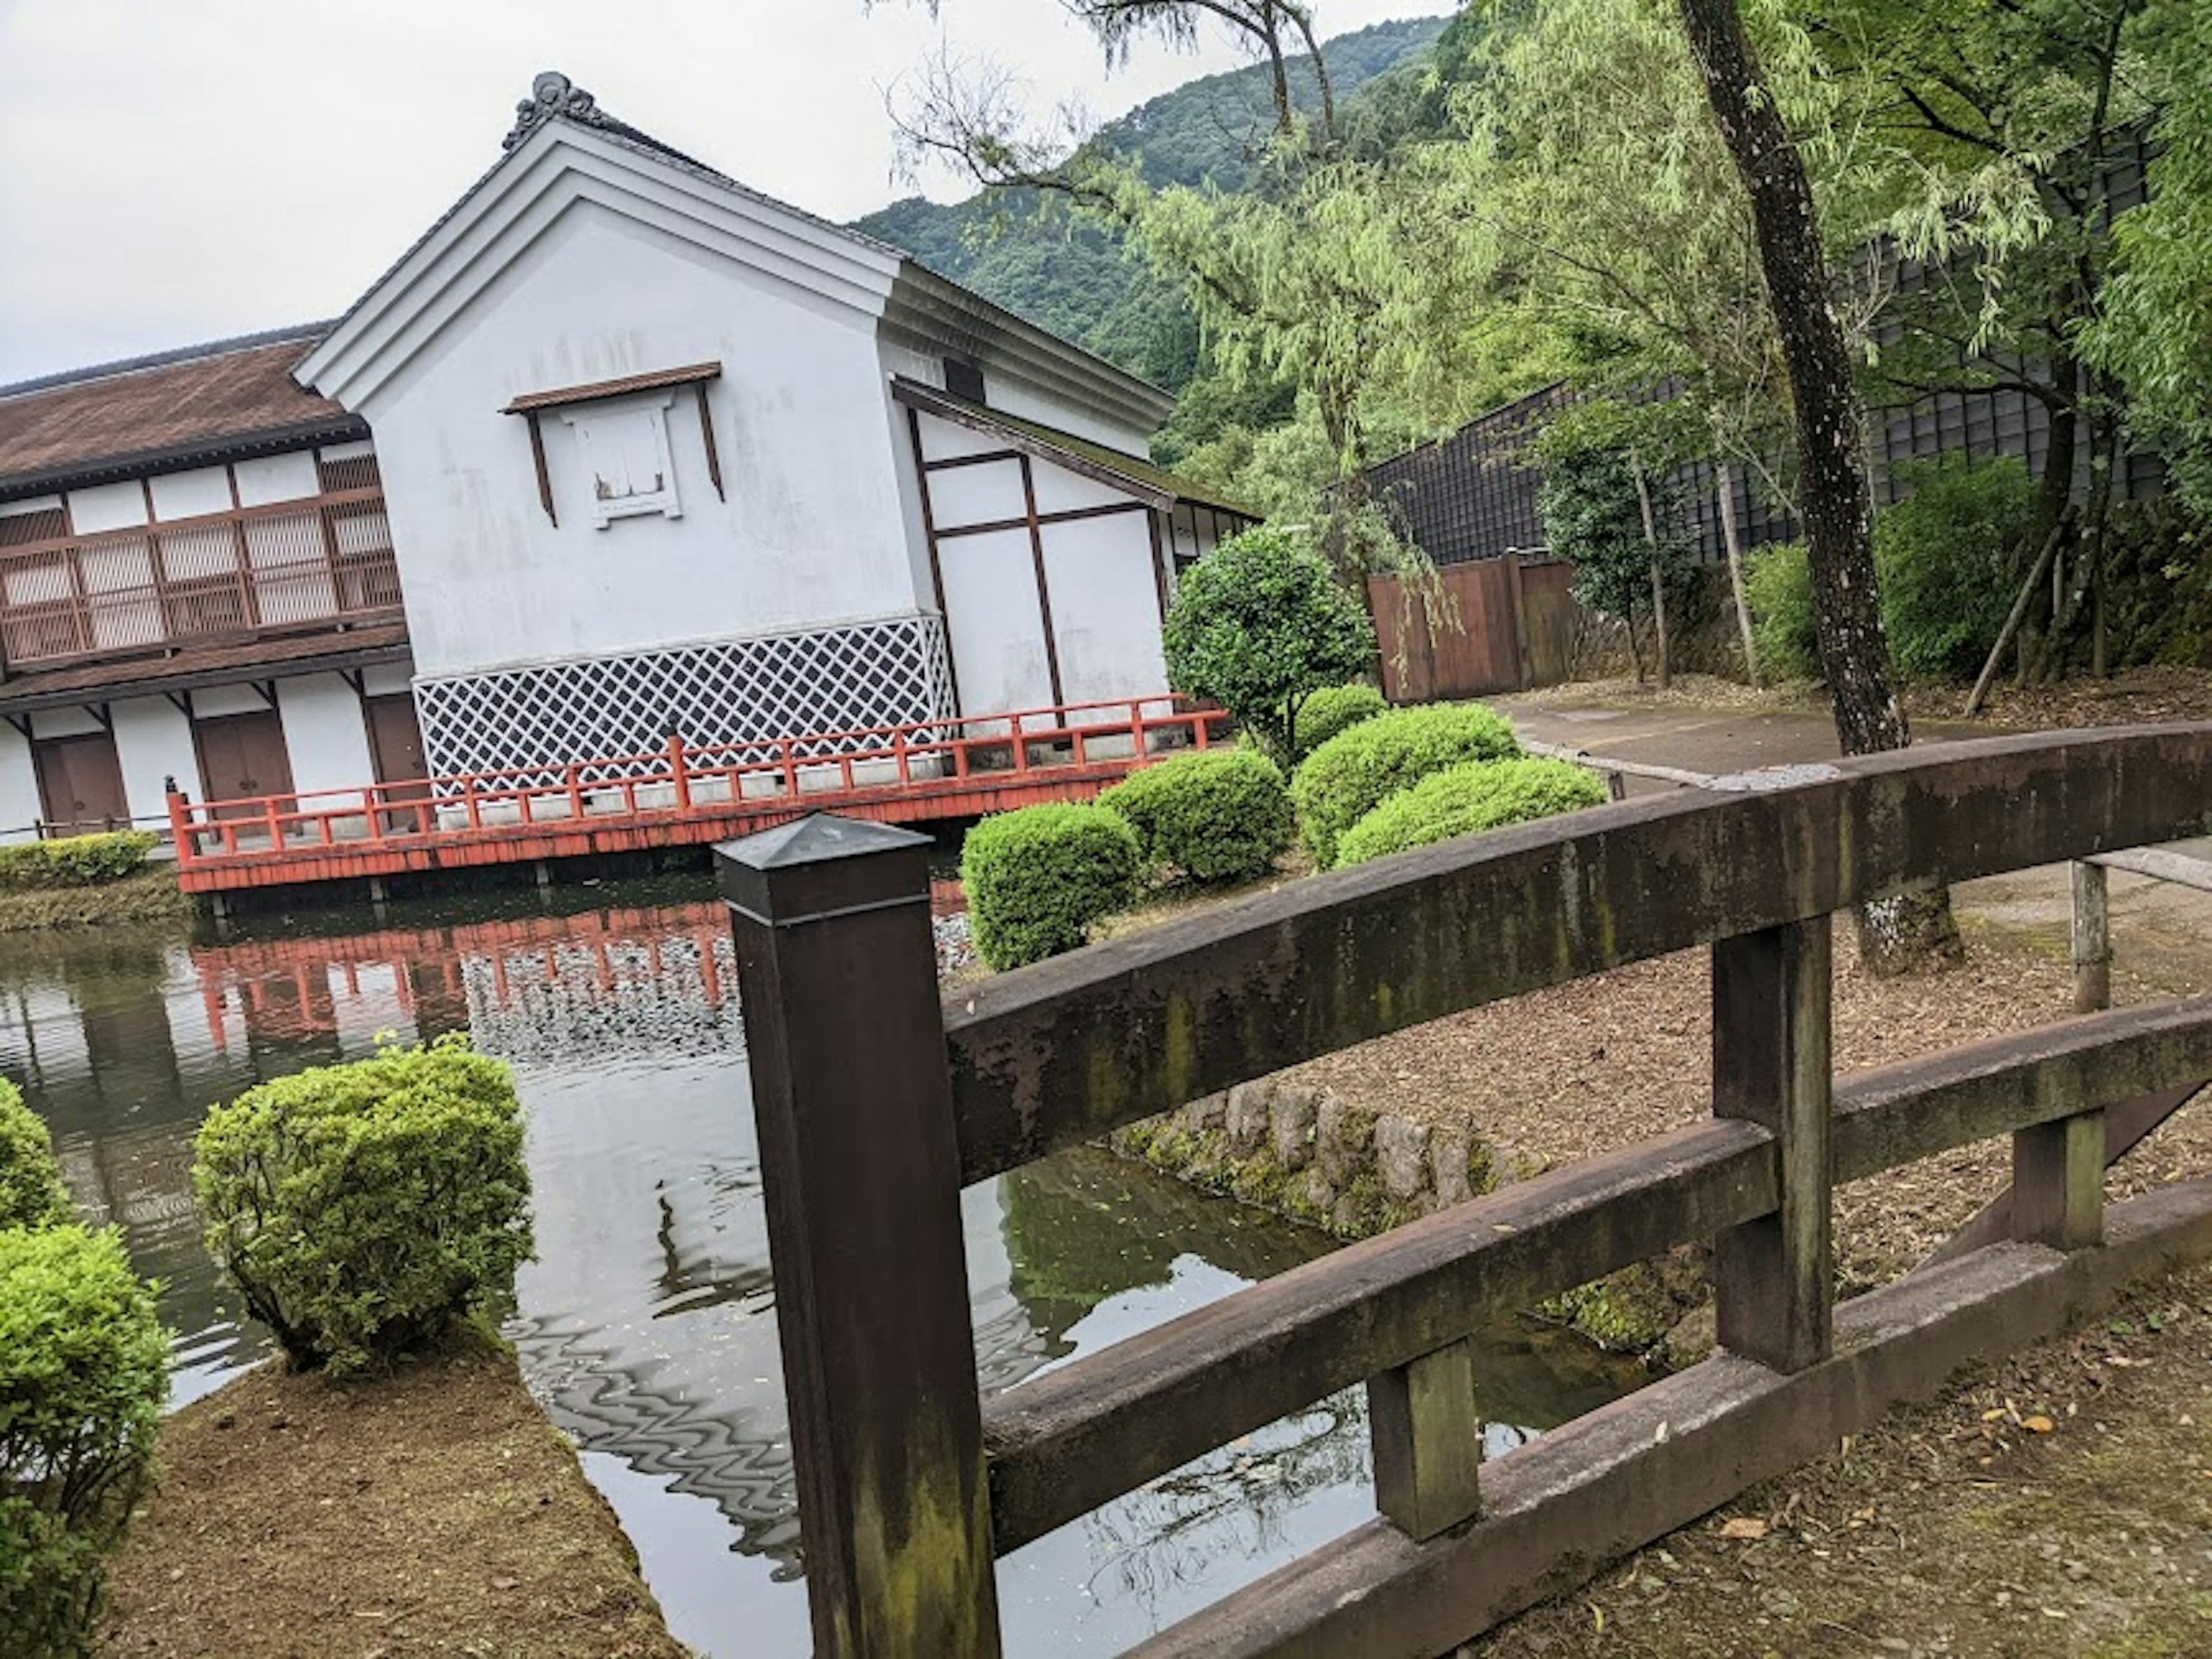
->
[[1336, 757, 1609, 866], [1100, 748, 1293, 885], [0, 834, 158, 892], [0, 1224, 166, 1656], [1290, 684, 1388, 762], [0, 1081, 70, 1233], [1290, 702, 1521, 868], [961, 803, 1140, 971], [194, 1036, 533, 1376], [1745, 541, 1817, 682]]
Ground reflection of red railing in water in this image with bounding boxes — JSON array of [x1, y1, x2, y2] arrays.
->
[[187, 901, 741, 1051], [165, 696, 1226, 892]]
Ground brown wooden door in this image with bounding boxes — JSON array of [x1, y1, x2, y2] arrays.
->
[[195, 710, 294, 821], [32, 732, 129, 835], [363, 694, 430, 832]]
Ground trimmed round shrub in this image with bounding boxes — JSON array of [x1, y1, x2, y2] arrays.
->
[[1336, 758, 1609, 866], [1291, 684, 1388, 762], [0, 832, 158, 892], [1099, 748, 1293, 885], [0, 1081, 70, 1232], [0, 1224, 166, 1655], [961, 803, 1140, 970], [193, 1035, 533, 1376], [1290, 702, 1521, 868]]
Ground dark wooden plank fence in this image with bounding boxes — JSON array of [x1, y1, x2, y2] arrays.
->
[[1366, 553, 1582, 703], [716, 725, 2212, 1657]]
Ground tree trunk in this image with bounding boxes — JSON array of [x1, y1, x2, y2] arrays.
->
[[1632, 459, 1672, 691], [2018, 360, 2079, 686], [1717, 463, 1762, 687], [1282, 5, 1337, 140], [1676, 0, 1961, 973]]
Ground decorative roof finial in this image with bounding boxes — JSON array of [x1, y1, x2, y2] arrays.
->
[[502, 70, 606, 153]]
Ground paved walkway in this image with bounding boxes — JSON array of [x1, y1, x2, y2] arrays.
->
[[1494, 693, 2212, 997]]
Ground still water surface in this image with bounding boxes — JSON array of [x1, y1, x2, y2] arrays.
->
[[0, 880, 1639, 1655]]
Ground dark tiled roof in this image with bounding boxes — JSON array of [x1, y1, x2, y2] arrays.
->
[[0, 622, 410, 714], [0, 328, 363, 498]]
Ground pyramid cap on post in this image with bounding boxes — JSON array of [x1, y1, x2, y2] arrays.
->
[[714, 813, 935, 925]]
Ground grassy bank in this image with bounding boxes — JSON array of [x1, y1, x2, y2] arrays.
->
[[0, 865, 191, 933], [101, 1342, 684, 1659]]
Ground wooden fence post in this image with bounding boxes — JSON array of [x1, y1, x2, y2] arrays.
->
[[1368, 1336, 1485, 1541], [715, 815, 1002, 1657], [1712, 919, 1834, 1371], [2071, 859, 2111, 1014]]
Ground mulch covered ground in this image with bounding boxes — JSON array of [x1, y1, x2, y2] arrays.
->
[[102, 1342, 685, 1659], [1466, 1261, 2212, 1658], [1283, 921, 2212, 1300]]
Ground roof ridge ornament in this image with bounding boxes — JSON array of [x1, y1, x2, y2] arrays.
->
[[502, 71, 609, 153]]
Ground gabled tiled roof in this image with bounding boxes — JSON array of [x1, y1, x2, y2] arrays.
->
[[0, 622, 411, 715], [0, 326, 364, 499]]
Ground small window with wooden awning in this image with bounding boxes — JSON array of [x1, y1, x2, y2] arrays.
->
[[501, 363, 726, 529]]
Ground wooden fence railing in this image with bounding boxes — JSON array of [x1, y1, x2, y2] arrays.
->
[[713, 725, 2212, 1657]]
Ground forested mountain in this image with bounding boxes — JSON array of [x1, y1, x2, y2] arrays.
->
[[852, 15, 1452, 391]]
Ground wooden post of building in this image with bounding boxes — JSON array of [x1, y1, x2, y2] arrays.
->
[[1368, 1336, 1486, 1541], [2071, 859, 2111, 1015], [715, 816, 1001, 1658], [1711, 919, 1833, 1371]]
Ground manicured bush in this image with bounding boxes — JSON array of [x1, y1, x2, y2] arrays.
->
[[1162, 525, 1378, 764], [0, 1224, 166, 1656], [0, 833, 158, 892], [1099, 748, 1294, 885], [961, 803, 1141, 970], [1290, 683, 1388, 761], [1745, 540, 1817, 682], [193, 1036, 533, 1376], [0, 1081, 70, 1233], [1876, 456, 2032, 681], [1290, 702, 1521, 869], [1336, 757, 1609, 866]]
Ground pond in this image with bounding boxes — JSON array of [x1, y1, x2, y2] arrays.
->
[[0, 878, 1642, 1656]]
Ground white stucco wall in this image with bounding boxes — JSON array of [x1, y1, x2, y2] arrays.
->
[[1039, 514, 1169, 713], [108, 697, 199, 820], [276, 674, 376, 803], [937, 527, 1055, 716], [0, 726, 40, 843], [358, 204, 931, 679]]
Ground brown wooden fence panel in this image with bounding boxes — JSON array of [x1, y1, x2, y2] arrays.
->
[[1368, 557, 1582, 703]]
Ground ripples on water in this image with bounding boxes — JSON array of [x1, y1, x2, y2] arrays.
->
[[0, 881, 1641, 1656]]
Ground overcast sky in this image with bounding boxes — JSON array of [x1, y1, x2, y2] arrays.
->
[[0, 0, 1432, 385]]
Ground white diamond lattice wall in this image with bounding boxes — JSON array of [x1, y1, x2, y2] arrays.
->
[[413, 614, 956, 783]]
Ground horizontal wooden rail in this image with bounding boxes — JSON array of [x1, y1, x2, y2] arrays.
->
[[945, 725, 2212, 1185], [979, 995, 2212, 1550], [982, 1120, 1779, 1552], [2092, 844, 2212, 893], [1127, 1179, 2212, 1658]]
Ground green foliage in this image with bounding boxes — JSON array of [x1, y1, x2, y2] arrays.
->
[[0, 834, 158, 892], [1162, 527, 1378, 765], [1099, 748, 1293, 885], [1537, 444, 1696, 625], [961, 804, 1141, 971], [1336, 757, 1608, 866], [853, 17, 1448, 388], [1745, 541, 1818, 681], [0, 1224, 166, 1656], [1873, 457, 2032, 680], [193, 1036, 533, 1376], [2080, 2, 2212, 514], [1291, 684, 1388, 759], [1290, 703, 1521, 868], [2100, 496, 2212, 669], [0, 1082, 69, 1233]]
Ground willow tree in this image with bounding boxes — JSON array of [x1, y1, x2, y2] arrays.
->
[[1675, 0, 1963, 969]]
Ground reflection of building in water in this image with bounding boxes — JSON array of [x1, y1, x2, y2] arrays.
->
[[459, 927, 741, 1065]]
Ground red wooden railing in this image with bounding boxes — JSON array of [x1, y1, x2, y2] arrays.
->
[[166, 695, 1227, 865], [0, 487, 402, 666]]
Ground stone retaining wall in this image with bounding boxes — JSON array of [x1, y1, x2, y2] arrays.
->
[[1111, 1076, 1495, 1242]]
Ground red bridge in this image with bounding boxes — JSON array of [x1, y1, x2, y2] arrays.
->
[[166, 697, 1226, 894]]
